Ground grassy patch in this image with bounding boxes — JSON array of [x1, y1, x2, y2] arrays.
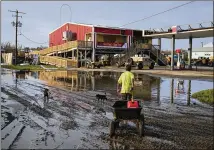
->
[[41, 65, 57, 68], [1, 65, 66, 71], [192, 89, 214, 105], [1, 65, 43, 71]]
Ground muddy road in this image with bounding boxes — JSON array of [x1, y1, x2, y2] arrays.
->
[[1, 69, 213, 149]]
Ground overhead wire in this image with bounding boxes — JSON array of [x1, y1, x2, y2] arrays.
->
[[20, 31, 49, 45], [95, 1, 195, 33], [119, 1, 195, 28], [18, 1, 194, 46]]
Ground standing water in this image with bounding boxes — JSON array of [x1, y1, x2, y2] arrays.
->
[[1, 69, 213, 149]]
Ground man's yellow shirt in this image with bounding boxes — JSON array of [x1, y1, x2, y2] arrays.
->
[[118, 71, 134, 94]]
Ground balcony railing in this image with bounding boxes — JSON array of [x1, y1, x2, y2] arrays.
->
[[77, 41, 93, 49], [30, 40, 93, 56]]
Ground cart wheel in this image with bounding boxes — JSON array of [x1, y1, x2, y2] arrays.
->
[[110, 121, 115, 137], [114, 121, 119, 128], [92, 64, 95, 69], [116, 62, 120, 68], [138, 62, 143, 70], [86, 64, 90, 68], [139, 115, 145, 137]]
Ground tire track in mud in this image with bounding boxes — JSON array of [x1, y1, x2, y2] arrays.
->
[[1, 87, 80, 149], [48, 86, 213, 149], [1, 87, 53, 119], [2, 79, 114, 149]]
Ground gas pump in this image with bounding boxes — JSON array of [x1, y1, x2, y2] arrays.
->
[[176, 49, 181, 69], [176, 49, 185, 70]]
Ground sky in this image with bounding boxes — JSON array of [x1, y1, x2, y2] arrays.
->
[[1, 1, 213, 50]]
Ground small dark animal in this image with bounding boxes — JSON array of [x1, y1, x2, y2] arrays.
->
[[96, 93, 107, 101], [44, 88, 49, 103]]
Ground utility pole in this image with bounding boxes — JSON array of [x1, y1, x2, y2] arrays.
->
[[9, 10, 26, 65]]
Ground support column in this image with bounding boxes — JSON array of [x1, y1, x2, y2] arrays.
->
[[80, 76, 82, 89], [77, 49, 79, 68], [157, 38, 161, 64], [76, 76, 79, 91], [72, 50, 74, 60], [71, 76, 74, 91], [171, 35, 175, 70], [170, 78, 174, 104], [188, 37, 192, 69], [84, 74, 87, 90], [80, 51, 83, 67], [92, 30, 96, 62], [85, 50, 87, 67]]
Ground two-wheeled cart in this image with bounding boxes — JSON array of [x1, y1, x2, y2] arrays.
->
[[109, 100, 145, 137]]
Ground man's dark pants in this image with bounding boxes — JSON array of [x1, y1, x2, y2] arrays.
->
[[121, 93, 132, 101]]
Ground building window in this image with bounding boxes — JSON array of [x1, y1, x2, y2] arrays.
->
[[103, 35, 116, 43]]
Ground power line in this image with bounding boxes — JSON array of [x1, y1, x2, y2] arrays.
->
[[119, 1, 195, 27], [85, 1, 195, 36], [20, 32, 49, 45]]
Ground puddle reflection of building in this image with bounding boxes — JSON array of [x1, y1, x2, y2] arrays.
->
[[91, 72, 161, 100], [156, 77, 161, 104], [134, 74, 161, 100], [170, 79, 174, 103], [38, 71, 91, 91], [170, 78, 192, 105], [13, 71, 30, 87]]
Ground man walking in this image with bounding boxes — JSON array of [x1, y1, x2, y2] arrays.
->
[[117, 64, 134, 100]]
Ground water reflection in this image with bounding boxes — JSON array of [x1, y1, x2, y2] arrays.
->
[[170, 79, 174, 104], [170, 78, 192, 106], [13, 70, 212, 107], [25, 71, 160, 100], [187, 80, 191, 106], [12, 70, 30, 87]]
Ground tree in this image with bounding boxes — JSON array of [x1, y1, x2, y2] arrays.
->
[[24, 47, 30, 53], [1, 42, 22, 53]]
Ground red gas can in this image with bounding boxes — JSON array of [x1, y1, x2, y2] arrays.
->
[[127, 101, 139, 108]]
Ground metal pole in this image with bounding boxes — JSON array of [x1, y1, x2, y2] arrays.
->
[[15, 10, 18, 65], [171, 35, 175, 70], [188, 37, 192, 69], [9, 10, 25, 65]]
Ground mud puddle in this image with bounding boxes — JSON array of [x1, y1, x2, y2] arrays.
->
[[1, 69, 213, 149]]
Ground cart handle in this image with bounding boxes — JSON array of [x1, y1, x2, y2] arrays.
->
[[131, 90, 134, 102]]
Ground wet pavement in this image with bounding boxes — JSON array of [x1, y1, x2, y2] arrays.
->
[[1, 69, 213, 149]]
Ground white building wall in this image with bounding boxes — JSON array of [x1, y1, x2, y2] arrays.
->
[[192, 51, 213, 59]]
